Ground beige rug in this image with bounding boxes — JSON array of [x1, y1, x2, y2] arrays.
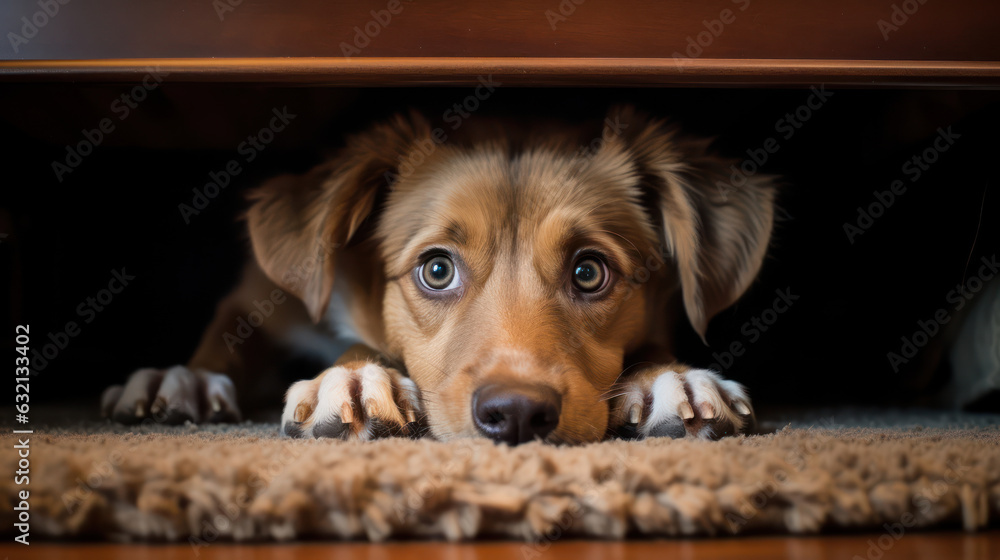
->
[[3, 424, 998, 543]]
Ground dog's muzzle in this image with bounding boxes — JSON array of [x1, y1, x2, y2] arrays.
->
[[472, 383, 561, 445]]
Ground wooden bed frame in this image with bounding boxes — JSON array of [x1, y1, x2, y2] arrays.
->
[[3, 1, 997, 556], [2, 0, 998, 87]]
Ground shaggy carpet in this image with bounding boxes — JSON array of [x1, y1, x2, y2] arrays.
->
[[2, 411, 999, 543]]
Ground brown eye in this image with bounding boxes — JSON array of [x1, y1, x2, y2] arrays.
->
[[420, 255, 458, 291], [572, 256, 607, 293]]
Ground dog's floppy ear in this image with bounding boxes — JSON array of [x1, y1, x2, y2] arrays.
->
[[246, 113, 431, 322], [608, 107, 777, 339]]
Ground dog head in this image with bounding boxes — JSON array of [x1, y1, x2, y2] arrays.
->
[[248, 108, 776, 444]]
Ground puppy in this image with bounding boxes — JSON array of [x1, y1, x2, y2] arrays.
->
[[100, 107, 776, 445]]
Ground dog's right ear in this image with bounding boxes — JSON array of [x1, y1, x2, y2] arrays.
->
[[246, 113, 431, 323], [602, 106, 777, 340]]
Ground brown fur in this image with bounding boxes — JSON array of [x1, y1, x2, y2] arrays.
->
[[102, 107, 776, 444], [246, 108, 775, 443]]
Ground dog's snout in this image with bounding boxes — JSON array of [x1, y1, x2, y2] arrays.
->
[[472, 384, 561, 445]]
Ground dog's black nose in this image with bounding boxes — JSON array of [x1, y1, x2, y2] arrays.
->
[[472, 384, 561, 445]]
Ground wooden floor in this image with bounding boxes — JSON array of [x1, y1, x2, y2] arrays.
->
[[5, 532, 998, 560]]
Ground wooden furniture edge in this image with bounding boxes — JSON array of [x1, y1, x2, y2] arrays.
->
[[1, 57, 999, 87]]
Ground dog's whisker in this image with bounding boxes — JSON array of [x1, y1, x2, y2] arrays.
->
[[607, 361, 655, 389], [595, 228, 643, 261]]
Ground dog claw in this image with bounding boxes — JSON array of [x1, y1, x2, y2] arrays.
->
[[618, 367, 753, 441], [100, 385, 124, 419], [678, 402, 695, 420], [628, 403, 642, 424], [282, 363, 422, 441], [150, 397, 166, 417], [293, 403, 312, 423], [698, 402, 716, 419], [106, 366, 240, 426]]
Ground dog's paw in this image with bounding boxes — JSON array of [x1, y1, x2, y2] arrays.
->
[[280, 361, 422, 440], [609, 366, 753, 440], [100, 365, 241, 424]]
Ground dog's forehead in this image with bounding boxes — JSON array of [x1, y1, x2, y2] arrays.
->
[[378, 145, 657, 273], [403, 147, 644, 225]]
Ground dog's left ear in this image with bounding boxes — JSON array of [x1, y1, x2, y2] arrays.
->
[[245, 112, 432, 322], [607, 107, 777, 339]]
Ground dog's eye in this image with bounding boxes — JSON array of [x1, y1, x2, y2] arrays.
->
[[572, 256, 607, 293], [419, 255, 461, 291]]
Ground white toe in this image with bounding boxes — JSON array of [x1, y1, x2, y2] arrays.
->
[[644, 370, 688, 436]]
